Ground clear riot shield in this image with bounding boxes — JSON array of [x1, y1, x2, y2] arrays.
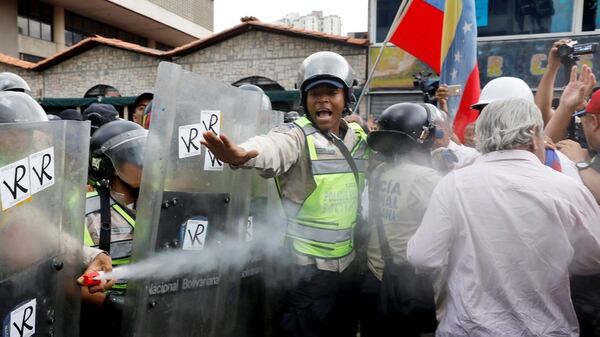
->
[[0, 120, 89, 337], [238, 100, 287, 337], [123, 62, 262, 337]]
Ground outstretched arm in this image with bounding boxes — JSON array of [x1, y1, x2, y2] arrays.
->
[[200, 132, 259, 166]]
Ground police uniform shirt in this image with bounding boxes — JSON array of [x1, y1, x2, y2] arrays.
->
[[237, 119, 363, 272], [366, 160, 442, 280], [85, 208, 134, 246]]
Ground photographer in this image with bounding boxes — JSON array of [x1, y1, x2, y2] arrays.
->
[[540, 39, 598, 143], [535, 39, 571, 124], [557, 89, 600, 204]]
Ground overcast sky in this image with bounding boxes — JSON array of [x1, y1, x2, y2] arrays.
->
[[213, 0, 369, 35]]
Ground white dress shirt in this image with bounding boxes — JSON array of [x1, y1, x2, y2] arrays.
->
[[407, 150, 600, 336], [447, 140, 480, 169]]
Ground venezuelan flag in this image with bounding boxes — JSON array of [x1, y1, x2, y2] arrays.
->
[[390, 0, 480, 142], [440, 0, 480, 142], [390, 0, 445, 73]]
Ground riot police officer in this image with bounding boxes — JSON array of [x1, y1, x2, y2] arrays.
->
[[202, 51, 369, 337], [0, 80, 93, 337], [361, 102, 440, 336], [0, 72, 31, 93], [0, 90, 46, 123], [79, 120, 147, 337]]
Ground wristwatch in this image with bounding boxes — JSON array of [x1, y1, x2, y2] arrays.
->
[[576, 161, 591, 171]]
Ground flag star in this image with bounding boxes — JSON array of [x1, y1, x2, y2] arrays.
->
[[450, 69, 458, 80], [454, 51, 462, 63], [463, 21, 473, 34]]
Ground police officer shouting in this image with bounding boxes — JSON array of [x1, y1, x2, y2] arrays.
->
[[202, 51, 369, 337]]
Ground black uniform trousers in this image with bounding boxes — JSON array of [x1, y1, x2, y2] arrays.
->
[[278, 263, 359, 337]]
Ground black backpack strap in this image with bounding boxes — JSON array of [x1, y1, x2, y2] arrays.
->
[[330, 132, 360, 193], [97, 186, 112, 253]]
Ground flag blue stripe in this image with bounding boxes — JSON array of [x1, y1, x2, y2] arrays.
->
[[425, 0, 446, 12], [440, 0, 478, 118]]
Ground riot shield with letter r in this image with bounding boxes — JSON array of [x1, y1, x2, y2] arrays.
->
[[0, 120, 89, 337], [122, 62, 262, 337]]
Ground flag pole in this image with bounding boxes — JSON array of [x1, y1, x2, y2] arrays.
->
[[355, 0, 412, 117]]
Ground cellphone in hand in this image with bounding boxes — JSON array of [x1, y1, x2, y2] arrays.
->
[[446, 84, 462, 96]]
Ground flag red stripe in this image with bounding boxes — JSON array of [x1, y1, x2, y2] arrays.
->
[[390, 0, 444, 74], [453, 65, 480, 142]]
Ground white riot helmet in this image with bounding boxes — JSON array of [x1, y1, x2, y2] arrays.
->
[[238, 84, 272, 111], [471, 77, 534, 111], [0, 72, 31, 92], [296, 51, 357, 114]]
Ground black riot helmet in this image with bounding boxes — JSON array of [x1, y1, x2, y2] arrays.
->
[[89, 120, 147, 187], [0, 91, 47, 123], [296, 51, 357, 115], [368, 102, 437, 156], [83, 103, 119, 135], [0, 72, 31, 92]]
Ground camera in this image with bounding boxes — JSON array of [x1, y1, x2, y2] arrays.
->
[[557, 41, 598, 63], [568, 117, 589, 149], [413, 71, 439, 104]]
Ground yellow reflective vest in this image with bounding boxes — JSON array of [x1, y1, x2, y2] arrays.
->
[[277, 116, 369, 259], [84, 190, 135, 293]]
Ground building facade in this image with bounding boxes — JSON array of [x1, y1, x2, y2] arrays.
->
[[0, 21, 368, 116], [276, 11, 343, 35], [0, 0, 213, 61]]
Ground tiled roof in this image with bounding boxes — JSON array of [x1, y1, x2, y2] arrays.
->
[[35, 35, 167, 70], [166, 20, 369, 57], [0, 53, 36, 69], [1, 21, 369, 70]]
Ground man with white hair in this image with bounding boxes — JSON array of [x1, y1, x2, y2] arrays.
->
[[407, 98, 600, 336]]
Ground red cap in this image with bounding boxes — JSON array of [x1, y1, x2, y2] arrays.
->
[[585, 90, 600, 114]]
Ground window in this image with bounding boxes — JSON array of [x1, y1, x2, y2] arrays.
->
[[583, 0, 600, 31], [374, 0, 402, 43], [19, 53, 44, 63], [64, 11, 148, 47], [84, 84, 121, 98], [17, 0, 53, 42], [477, 0, 574, 37]]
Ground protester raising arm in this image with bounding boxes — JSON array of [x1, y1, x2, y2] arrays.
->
[[435, 84, 450, 115], [535, 39, 570, 125], [545, 65, 596, 143]]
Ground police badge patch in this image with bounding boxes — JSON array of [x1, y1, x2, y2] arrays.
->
[[272, 123, 296, 133]]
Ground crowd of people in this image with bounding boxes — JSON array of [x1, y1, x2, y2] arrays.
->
[[1, 37, 599, 337]]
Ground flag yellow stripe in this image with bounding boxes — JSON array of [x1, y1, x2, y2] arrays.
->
[[441, 0, 462, 65]]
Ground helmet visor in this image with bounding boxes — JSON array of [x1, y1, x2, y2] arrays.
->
[[101, 129, 147, 187]]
